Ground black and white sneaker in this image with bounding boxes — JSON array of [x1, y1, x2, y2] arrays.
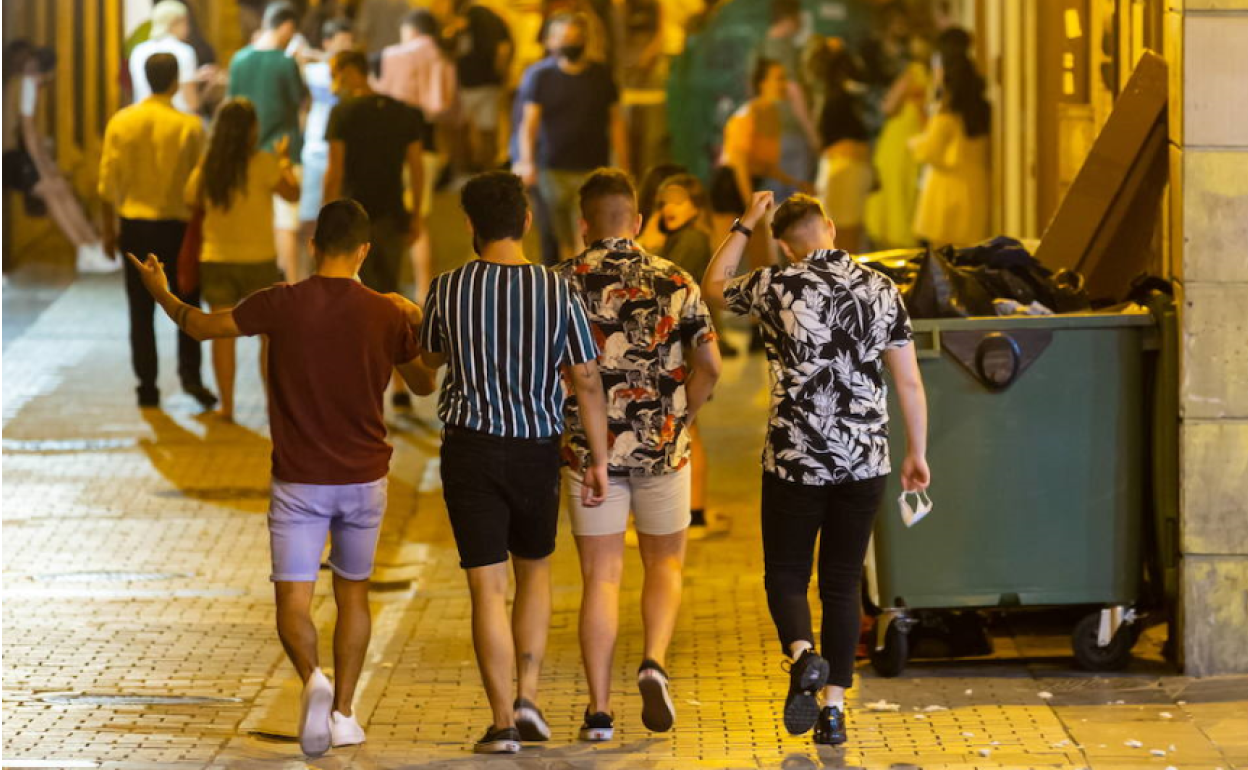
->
[[473, 725, 521, 754], [578, 710, 615, 742], [782, 649, 830, 735], [638, 659, 675, 732], [814, 705, 848, 746], [514, 698, 551, 741]]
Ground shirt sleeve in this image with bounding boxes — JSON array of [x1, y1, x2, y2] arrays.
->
[[97, 119, 121, 203], [418, 277, 444, 353], [562, 287, 600, 366], [724, 267, 770, 318], [530, 66, 550, 107], [883, 279, 914, 349], [285, 57, 308, 106], [232, 285, 284, 337], [175, 44, 198, 85], [255, 151, 281, 190], [394, 315, 423, 364], [184, 164, 202, 208], [325, 102, 345, 142], [679, 276, 716, 348]]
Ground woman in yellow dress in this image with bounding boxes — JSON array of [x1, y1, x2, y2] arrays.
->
[[864, 36, 930, 249], [909, 47, 991, 247]]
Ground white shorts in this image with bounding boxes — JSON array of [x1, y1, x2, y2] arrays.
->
[[273, 164, 301, 232], [564, 466, 691, 537], [459, 86, 501, 131]]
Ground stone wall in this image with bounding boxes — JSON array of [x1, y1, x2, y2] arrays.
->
[[1167, 0, 1248, 675]]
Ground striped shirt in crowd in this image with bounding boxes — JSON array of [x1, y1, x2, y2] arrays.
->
[[420, 260, 600, 438]]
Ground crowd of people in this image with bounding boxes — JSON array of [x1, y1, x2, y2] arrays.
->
[[96, 0, 938, 760]]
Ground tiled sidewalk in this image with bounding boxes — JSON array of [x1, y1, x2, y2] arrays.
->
[[3, 274, 1247, 770]]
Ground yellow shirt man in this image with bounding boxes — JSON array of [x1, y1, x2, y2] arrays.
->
[[99, 93, 204, 221]]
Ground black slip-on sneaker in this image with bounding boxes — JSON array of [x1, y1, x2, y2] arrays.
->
[[814, 705, 847, 746], [783, 649, 830, 735], [514, 697, 551, 742], [578, 710, 614, 742], [473, 725, 521, 754], [638, 659, 675, 733]]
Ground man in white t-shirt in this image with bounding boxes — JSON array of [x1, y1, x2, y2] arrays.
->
[[129, 0, 200, 113]]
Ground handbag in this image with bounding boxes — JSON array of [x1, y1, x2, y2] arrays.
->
[[177, 206, 204, 297]]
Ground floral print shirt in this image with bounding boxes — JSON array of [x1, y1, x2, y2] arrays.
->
[[725, 249, 912, 485], [558, 238, 717, 476]]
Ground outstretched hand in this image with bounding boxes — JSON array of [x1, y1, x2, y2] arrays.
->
[[125, 252, 170, 297]]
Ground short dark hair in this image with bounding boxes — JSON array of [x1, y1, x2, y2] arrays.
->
[[313, 199, 371, 256], [321, 17, 353, 42], [579, 168, 637, 226], [770, 193, 825, 240], [461, 171, 528, 244], [772, 0, 802, 24], [331, 48, 369, 76], [145, 52, 180, 94], [402, 9, 439, 36], [263, 1, 300, 30]]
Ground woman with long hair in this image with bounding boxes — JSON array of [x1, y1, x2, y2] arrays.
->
[[863, 33, 930, 249], [186, 97, 299, 421], [813, 39, 872, 253], [909, 32, 990, 246]]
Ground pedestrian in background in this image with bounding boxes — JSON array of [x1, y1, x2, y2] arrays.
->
[[418, 171, 609, 755], [227, 1, 307, 281], [99, 53, 216, 410], [813, 40, 871, 253], [375, 9, 456, 301], [323, 48, 427, 411], [509, 24, 560, 265], [298, 18, 355, 280], [449, 0, 513, 173], [129, 0, 203, 113], [863, 33, 929, 249], [558, 170, 721, 741], [125, 199, 436, 758], [517, 12, 628, 261], [186, 98, 299, 422], [703, 191, 929, 748], [910, 27, 990, 247]]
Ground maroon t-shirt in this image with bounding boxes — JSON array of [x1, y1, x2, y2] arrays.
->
[[233, 276, 422, 484]]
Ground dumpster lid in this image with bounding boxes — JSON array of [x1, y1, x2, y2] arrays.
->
[[912, 307, 1154, 333]]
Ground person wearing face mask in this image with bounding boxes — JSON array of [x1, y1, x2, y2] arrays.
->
[[516, 12, 628, 262], [124, 199, 436, 757]]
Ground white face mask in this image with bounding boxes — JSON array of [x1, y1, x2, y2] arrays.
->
[[898, 490, 932, 528]]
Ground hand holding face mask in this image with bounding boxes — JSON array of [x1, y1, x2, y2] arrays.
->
[[898, 490, 933, 528]]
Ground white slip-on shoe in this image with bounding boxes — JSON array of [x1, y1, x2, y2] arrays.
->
[[330, 710, 366, 747], [299, 669, 334, 756]]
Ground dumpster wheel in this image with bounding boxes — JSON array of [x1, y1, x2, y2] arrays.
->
[[1072, 611, 1139, 672], [869, 618, 909, 677]]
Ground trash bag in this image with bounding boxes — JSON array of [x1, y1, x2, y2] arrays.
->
[[904, 247, 995, 318], [953, 236, 1092, 314]]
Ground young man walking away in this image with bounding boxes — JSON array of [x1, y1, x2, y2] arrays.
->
[[703, 192, 930, 746], [126, 200, 436, 757], [99, 52, 215, 409], [419, 171, 611, 754], [557, 169, 722, 740]]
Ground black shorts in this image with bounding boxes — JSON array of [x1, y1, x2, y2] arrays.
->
[[439, 425, 561, 569]]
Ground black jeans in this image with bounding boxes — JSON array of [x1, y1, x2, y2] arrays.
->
[[119, 218, 202, 392], [761, 472, 886, 688]]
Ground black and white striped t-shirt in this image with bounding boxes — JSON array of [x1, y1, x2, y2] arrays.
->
[[421, 260, 599, 439]]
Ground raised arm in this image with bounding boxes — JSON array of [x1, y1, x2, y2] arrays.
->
[[568, 359, 609, 507], [125, 253, 242, 341], [883, 342, 930, 492], [702, 190, 773, 309]]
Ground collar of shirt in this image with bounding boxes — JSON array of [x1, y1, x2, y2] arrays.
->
[[800, 248, 848, 265], [588, 237, 642, 254]]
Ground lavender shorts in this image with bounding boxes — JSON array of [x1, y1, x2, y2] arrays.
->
[[268, 478, 388, 582]]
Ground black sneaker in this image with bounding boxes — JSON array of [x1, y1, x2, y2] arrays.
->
[[391, 391, 412, 411], [814, 705, 847, 746], [782, 649, 829, 735], [578, 710, 614, 742], [137, 385, 161, 408], [514, 698, 551, 742], [638, 659, 675, 733], [183, 383, 219, 410], [473, 725, 521, 754]]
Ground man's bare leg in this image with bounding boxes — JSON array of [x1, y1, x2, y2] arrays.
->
[[466, 562, 515, 729], [574, 534, 624, 713], [638, 530, 687, 667], [274, 581, 319, 681], [511, 555, 551, 705], [331, 574, 371, 716]]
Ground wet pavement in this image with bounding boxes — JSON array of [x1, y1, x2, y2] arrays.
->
[[3, 227, 1248, 769]]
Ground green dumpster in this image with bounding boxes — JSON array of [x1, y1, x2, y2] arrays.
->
[[868, 310, 1156, 675]]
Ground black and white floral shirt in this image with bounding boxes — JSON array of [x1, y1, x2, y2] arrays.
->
[[725, 249, 912, 485]]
